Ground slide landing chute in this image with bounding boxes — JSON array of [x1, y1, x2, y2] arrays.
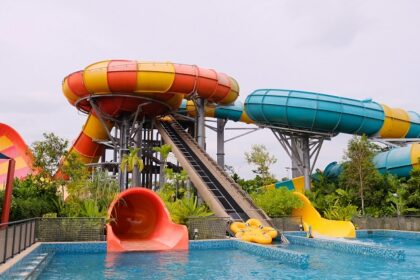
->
[[107, 187, 188, 252]]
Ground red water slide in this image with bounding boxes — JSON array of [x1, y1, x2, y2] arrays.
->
[[107, 187, 189, 252]]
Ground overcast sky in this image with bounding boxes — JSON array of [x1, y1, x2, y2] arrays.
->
[[1, 0, 419, 179]]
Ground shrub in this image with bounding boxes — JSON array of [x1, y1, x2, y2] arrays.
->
[[251, 187, 303, 217]]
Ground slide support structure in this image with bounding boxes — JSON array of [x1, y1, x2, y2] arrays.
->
[[0, 156, 15, 225], [272, 129, 327, 190], [216, 119, 227, 168], [195, 98, 206, 149], [119, 116, 130, 191], [132, 120, 144, 187]]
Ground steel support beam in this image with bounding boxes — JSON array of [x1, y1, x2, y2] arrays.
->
[[271, 129, 328, 190], [196, 98, 206, 149], [118, 117, 130, 191], [216, 119, 227, 168]]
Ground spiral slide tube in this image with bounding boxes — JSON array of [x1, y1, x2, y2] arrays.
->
[[0, 123, 33, 189]]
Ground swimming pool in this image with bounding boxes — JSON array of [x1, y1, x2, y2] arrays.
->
[[1, 230, 419, 279]]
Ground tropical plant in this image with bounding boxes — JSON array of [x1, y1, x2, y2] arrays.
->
[[153, 144, 172, 188], [323, 205, 359, 221], [120, 147, 143, 173], [168, 196, 213, 225], [120, 147, 144, 187], [251, 187, 303, 217]]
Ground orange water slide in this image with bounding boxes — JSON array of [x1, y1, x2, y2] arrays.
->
[[107, 187, 189, 252], [63, 60, 240, 252], [0, 123, 33, 188], [62, 60, 239, 165]]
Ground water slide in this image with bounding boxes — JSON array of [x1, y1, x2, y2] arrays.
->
[[0, 123, 33, 189], [61, 60, 264, 251], [182, 89, 419, 238], [3, 59, 419, 241], [107, 187, 188, 252]]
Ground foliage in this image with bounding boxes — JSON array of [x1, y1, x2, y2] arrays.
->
[[153, 144, 172, 188], [251, 187, 303, 217], [0, 175, 59, 221], [157, 188, 212, 225], [63, 169, 119, 217], [120, 147, 144, 173], [340, 135, 382, 215], [245, 144, 277, 185], [163, 168, 189, 200], [31, 132, 68, 178], [323, 205, 359, 221], [153, 144, 172, 162]]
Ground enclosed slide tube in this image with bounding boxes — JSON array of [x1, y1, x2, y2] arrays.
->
[[0, 123, 33, 188], [271, 144, 420, 238], [62, 60, 240, 252], [180, 89, 419, 140], [107, 187, 188, 252], [245, 89, 420, 138]]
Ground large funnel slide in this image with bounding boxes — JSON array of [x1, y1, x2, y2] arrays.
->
[[62, 60, 239, 168], [0, 123, 33, 188], [107, 187, 188, 252], [245, 89, 420, 138]]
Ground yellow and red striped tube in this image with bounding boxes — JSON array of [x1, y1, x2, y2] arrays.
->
[[62, 60, 240, 164]]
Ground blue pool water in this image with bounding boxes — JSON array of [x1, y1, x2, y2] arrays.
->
[[5, 231, 420, 280]]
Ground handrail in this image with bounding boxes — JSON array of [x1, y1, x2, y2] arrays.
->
[[0, 218, 37, 264]]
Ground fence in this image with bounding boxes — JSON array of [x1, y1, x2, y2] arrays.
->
[[36, 217, 105, 242], [187, 216, 303, 240], [0, 218, 37, 264], [353, 216, 420, 231]]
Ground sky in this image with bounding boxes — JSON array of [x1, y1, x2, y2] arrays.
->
[[1, 0, 419, 179]]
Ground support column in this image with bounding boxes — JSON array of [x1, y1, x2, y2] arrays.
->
[[119, 117, 129, 191], [216, 119, 227, 168], [196, 98, 206, 149], [291, 139, 303, 178], [132, 121, 143, 187], [0, 158, 15, 225], [301, 137, 311, 190]]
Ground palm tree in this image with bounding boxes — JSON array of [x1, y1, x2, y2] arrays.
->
[[153, 144, 172, 188], [120, 147, 144, 187]]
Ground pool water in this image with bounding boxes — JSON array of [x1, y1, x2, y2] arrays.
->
[[39, 248, 301, 280], [29, 232, 420, 279]]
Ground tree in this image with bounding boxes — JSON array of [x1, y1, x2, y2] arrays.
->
[[120, 147, 144, 186], [340, 135, 381, 216], [245, 144, 277, 185], [153, 144, 172, 188], [31, 132, 68, 178]]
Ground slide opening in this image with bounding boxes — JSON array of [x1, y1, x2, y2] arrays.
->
[[109, 188, 169, 240]]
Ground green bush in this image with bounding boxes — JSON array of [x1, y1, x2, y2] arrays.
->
[[323, 205, 359, 221], [251, 187, 303, 217]]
